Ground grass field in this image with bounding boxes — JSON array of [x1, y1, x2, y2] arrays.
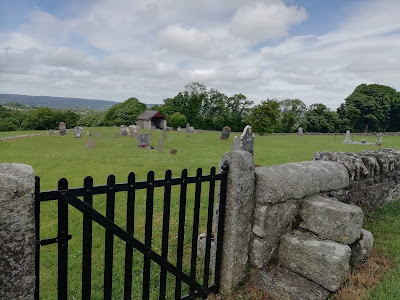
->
[[1, 128, 399, 299]]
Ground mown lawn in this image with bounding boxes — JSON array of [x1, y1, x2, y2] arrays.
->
[[1, 129, 399, 299]]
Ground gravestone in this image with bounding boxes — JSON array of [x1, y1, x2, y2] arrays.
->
[[298, 127, 303, 137], [177, 126, 182, 132], [231, 136, 241, 150], [162, 128, 167, 139], [113, 131, 120, 138], [120, 125, 129, 136], [190, 126, 194, 133], [138, 134, 150, 148], [157, 138, 163, 151], [221, 126, 231, 140], [85, 139, 96, 148], [378, 133, 383, 145], [95, 132, 101, 138], [88, 129, 93, 136], [345, 130, 351, 142], [186, 123, 190, 133], [48, 129, 55, 135], [74, 127, 83, 138], [241, 125, 254, 155], [59, 122, 67, 136]]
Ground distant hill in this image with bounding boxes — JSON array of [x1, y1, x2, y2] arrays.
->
[[0, 94, 159, 110]]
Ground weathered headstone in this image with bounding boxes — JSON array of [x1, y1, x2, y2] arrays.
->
[[190, 126, 194, 133], [88, 129, 93, 136], [231, 136, 241, 150], [85, 139, 96, 148], [113, 131, 120, 138], [345, 130, 351, 142], [221, 126, 231, 140], [48, 129, 55, 135], [157, 138, 163, 151], [74, 126, 83, 138], [241, 125, 254, 155], [138, 134, 150, 148], [120, 125, 129, 136], [186, 123, 190, 133], [298, 127, 303, 137], [59, 122, 67, 136], [177, 126, 182, 132]]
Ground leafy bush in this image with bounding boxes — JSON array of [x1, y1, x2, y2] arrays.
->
[[168, 112, 187, 129]]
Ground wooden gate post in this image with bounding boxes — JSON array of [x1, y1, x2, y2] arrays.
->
[[0, 163, 36, 299], [217, 150, 255, 295]]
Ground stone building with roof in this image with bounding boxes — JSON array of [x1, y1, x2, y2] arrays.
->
[[136, 110, 167, 130]]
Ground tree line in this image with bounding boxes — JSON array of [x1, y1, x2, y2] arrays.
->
[[1, 82, 399, 134]]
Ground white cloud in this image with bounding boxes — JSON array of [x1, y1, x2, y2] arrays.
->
[[230, 1, 307, 42], [1, 0, 400, 108]]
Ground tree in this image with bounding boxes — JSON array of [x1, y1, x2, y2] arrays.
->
[[245, 100, 280, 135], [168, 112, 187, 129], [103, 97, 146, 126], [339, 84, 397, 132], [279, 99, 307, 133], [304, 103, 338, 133], [225, 93, 253, 132], [22, 107, 57, 130]]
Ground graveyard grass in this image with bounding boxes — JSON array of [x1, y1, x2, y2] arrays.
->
[[1, 128, 400, 299]]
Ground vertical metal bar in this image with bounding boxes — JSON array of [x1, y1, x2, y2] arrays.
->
[[175, 169, 188, 299], [58, 178, 69, 300], [159, 170, 172, 300], [202, 167, 216, 298], [34, 176, 41, 300], [214, 164, 229, 292], [104, 175, 116, 300], [82, 176, 93, 300], [124, 172, 136, 300], [189, 168, 202, 297], [142, 171, 155, 300]]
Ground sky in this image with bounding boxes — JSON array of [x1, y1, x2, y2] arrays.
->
[[1, 0, 399, 109]]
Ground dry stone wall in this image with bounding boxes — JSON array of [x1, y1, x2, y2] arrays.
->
[[217, 149, 398, 299]]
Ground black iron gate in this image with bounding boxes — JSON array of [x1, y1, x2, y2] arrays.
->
[[35, 165, 228, 299]]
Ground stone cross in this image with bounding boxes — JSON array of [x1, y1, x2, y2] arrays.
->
[[221, 126, 231, 140], [138, 134, 150, 148], [298, 127, 303, 137], [120, 125, 129, 136], [59, 122, 67, 136], [85, 139, 96, 148]]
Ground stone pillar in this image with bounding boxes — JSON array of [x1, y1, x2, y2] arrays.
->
[[0, 163, 36, 299], [217, 150, 255, 294]]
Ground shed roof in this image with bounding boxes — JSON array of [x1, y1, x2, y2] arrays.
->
[[137, 110, 165, 120]]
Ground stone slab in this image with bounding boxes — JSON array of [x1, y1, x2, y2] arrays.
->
[[279, 232, 351, 292], [255, 161, 349, 204], [300, 195, 363, 244], [250, 266, 330, 300]]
